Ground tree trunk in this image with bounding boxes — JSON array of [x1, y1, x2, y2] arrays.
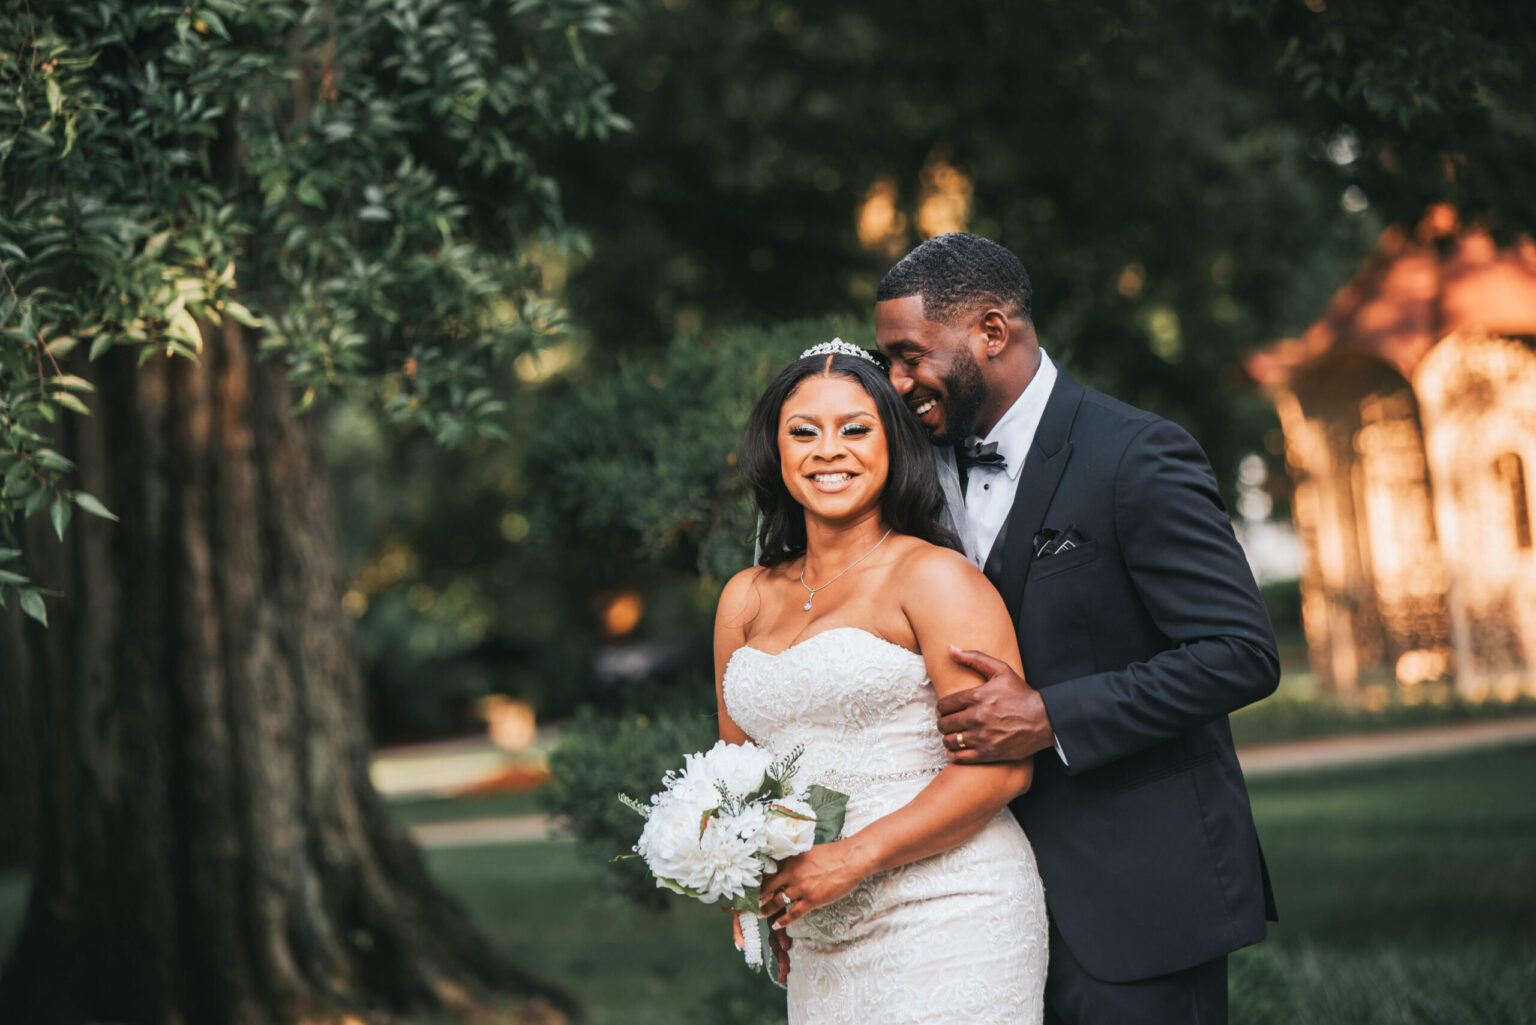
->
[[0, 601, 36, 870], [0, 333, 576, 1025]]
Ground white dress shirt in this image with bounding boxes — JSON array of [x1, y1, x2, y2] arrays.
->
[[962, 350, 1058, 569]]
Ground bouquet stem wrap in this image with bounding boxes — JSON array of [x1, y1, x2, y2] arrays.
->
[[738, 909, 762, 968]]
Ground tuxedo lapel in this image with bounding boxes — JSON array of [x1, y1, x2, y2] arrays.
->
[[994, 370, 1086, 623]]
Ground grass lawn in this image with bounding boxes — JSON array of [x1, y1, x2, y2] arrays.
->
[[3, 743, 1532, 1025], [1231, 741, 1536, 1024], [413, 741, 1536, 1025], [415, 843, 781, 1025]]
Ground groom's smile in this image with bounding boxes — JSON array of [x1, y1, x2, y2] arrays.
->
[[876, 296, 992, 445]]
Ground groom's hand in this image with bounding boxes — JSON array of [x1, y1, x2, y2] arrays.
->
[[937, 645, 1055, 763]]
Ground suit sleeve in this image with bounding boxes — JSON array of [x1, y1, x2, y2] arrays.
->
[[1038, 418, 1280, 775]]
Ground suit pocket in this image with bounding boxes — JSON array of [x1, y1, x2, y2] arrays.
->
[[1104, 749, 1219, 793], [1031, 540, 1099, 581]]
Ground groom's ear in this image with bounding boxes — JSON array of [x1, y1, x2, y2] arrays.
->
[[977, 308, 1011, 358]]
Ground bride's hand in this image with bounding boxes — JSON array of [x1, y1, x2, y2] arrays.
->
[[759, 838, 869, 929]]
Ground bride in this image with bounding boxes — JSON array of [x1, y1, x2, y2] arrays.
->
[[714, 340, 1048, 1025]]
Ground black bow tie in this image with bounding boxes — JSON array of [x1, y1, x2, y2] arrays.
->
[[956, 437, 1007, 473]]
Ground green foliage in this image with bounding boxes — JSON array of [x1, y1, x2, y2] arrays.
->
[[1222, 0, 1536, 233], [542, 701, 716, 906], [0, 0, 631, 610], [532, 315, 858, 580], [548, 0, 1398, 502]]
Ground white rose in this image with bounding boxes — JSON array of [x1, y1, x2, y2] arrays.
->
[[689, 740, 774, 798], [761, 798, 818, 860], [635, 800, 707, 881]]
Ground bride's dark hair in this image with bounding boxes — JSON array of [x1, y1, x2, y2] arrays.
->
[[742, 351, 962, 566]]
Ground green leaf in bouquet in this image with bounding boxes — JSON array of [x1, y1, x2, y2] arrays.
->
[[722, 884, 760, 913], [806, 784, 849, 844], [759, 915, 786, 989], [767, 802, 817, 822], [740, 773, 777, 806], [699, 806, 720, 839]]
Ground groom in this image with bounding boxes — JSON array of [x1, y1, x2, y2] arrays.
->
[[874, 233, 1278, 1024]]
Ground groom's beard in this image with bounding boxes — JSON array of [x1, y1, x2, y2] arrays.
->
[[927, 348, 989, 446]]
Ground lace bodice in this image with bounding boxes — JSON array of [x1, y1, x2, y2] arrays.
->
[[722, 626, 1047, 1025], [723, 627, 948, 829]]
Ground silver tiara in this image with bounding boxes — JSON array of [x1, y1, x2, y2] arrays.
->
[[799, 338, 878, 365]]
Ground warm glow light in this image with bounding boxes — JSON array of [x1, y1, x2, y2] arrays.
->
[[477, 695, 538, 753], [499, 512, 530, 543], [915, 157, 973, 238], [856, 177, 907, 256], [603, 592, 645, 637], [342, 589, 368, 618], [514, 341, 578, 384], [1117, 263, 1145, 298]]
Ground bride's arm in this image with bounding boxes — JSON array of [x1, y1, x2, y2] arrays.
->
[[714, 566, 764, 745], [761, 547, 1031, 928]]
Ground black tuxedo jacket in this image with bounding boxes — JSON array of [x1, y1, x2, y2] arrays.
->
[[985, 369, 1279, 983]]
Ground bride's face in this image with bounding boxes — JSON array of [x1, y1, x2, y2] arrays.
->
[[777, 374, 890, 522]]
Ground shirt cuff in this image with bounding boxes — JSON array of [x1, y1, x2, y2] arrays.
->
[[1053, 735, 1069, 766]]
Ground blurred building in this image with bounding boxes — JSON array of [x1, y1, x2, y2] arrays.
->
[[1246, 207, 1536, 700]]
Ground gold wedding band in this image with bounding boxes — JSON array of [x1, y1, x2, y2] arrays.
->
[[956, 731, 966, 750]]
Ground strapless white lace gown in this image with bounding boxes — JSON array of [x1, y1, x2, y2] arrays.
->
[[723, 627, 1048, 1025]]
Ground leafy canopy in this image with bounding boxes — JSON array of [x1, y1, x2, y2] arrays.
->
[[0, 0, 632, 620]]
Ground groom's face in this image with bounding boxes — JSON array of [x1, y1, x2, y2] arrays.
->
[[874, 295, 990, 445]]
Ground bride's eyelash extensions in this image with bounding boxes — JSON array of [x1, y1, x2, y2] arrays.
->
[[786, 422, 875, 439]]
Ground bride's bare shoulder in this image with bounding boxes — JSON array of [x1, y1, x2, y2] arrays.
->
[[893, 537, 985, 588], [890, 538, 1001, 619], [715, 563, 784, 631]]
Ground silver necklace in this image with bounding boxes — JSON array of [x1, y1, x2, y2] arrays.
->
[[798, 528, 894, 612]]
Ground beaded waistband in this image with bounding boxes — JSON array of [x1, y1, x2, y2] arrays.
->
[[810, 764, 946, 794]]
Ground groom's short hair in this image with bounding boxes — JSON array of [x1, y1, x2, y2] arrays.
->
[[876, 233, 1033, 325]]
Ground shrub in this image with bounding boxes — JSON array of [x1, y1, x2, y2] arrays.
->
[[542, 699, 718, 906], [530, 315, 867, 581]]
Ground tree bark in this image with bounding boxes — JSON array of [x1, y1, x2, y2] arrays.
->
[[0, 332, 576, 1025], [0, 598, 37, 870]]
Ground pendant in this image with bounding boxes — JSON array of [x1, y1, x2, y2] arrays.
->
[[803, 598, 813, 611]]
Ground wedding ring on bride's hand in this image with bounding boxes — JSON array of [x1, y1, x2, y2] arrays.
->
[[781, 894, 794, 910]]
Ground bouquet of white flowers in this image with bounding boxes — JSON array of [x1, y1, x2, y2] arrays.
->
[[620, 740, 848, 975]]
